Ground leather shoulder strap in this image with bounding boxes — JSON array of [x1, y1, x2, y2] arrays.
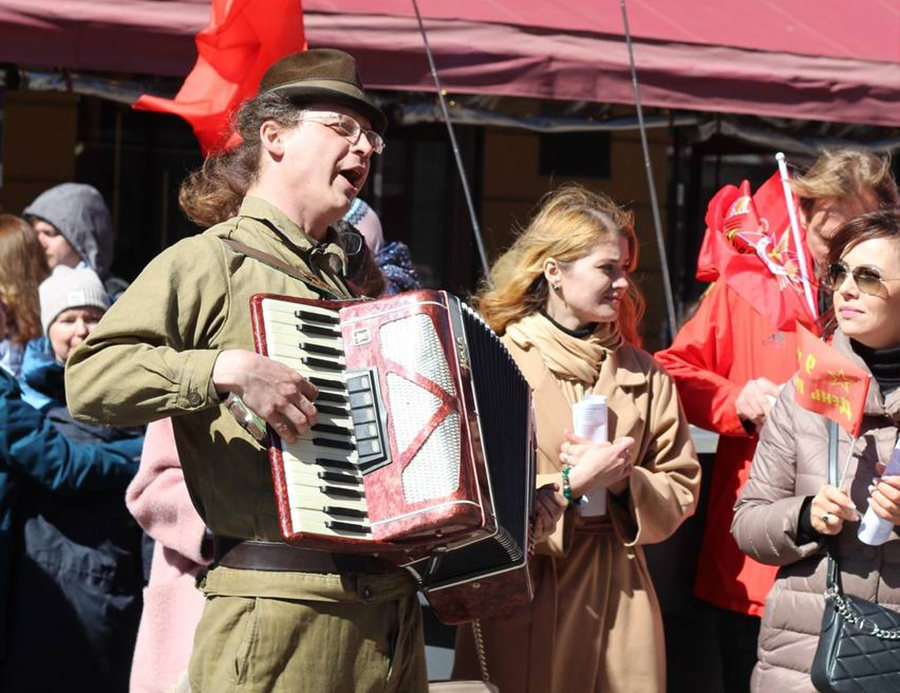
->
[[219, 237, 344, 300]]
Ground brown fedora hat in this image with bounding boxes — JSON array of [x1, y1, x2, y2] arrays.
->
[[259, 48, 387, 135]]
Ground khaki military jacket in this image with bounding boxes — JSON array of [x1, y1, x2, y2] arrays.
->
[[66, 197, 416, 600]]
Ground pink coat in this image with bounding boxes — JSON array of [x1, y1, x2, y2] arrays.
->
[[125, 418, 210, 693]]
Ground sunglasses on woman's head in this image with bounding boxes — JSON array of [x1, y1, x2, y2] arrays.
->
[[826, 262, 900, 295]]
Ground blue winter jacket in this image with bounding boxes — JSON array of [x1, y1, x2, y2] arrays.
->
[[0, 369, 141, 656], [18, 337, 54, 410]]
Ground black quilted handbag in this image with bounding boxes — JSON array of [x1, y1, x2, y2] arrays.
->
[[810, 421, 900, 693]]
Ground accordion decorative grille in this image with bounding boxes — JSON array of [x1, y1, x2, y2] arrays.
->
[[379, 314, 456, 397], [381, 314, 461, 502], [384, 372, 461, 503], [385, 372, 441, 453], [402, 412, 461, 504]]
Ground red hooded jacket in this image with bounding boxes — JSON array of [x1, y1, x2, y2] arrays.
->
[[655, 280, 814, 616]]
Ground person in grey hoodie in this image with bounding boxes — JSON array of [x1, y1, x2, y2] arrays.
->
[[20, 184, 128, 408], [23, 183, 127, 298]]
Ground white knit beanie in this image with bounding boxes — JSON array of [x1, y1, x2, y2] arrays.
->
[[39, 265, 110, 334]]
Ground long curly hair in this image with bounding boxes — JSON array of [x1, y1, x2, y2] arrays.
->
[[0, 214, 50, 343], [476, 184, 645, 345], [179, 91, 307, 228]]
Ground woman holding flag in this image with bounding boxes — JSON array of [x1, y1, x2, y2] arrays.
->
[[732, 208, 900, 691], [654, 149, 896, 692]]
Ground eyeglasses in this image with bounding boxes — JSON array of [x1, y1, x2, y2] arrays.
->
[[297, 111, 385, 154], [826, 262, 900, 296]]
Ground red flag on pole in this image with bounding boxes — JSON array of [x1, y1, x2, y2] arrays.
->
[[696, 172, 819, 331], [793, 324, 871, 437], [134, 0, 306, 155]]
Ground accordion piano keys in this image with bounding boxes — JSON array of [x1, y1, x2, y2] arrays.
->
[[258, 301, 380, 538], [281, 417, 374, 539]]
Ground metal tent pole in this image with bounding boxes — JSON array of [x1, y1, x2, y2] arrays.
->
[[619, 0, 678, 339], [410, 0, 493, 287]]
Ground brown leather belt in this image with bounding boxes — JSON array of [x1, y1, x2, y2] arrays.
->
[[213, 536, 390, 575]]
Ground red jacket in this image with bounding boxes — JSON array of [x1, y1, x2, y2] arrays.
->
[[655, 280, 814, 616]]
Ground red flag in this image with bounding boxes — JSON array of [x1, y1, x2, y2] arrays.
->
[[696, 172, 818, 331], [134, 0, 306, 155], [793, 324, 871, 437]]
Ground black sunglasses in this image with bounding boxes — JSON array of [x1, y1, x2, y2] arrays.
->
[[826, 262, 900, 296]]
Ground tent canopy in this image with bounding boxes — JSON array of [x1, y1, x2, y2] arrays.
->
[[0, 0, 897, 126]]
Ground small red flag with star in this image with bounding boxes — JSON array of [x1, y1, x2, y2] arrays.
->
[[793, 324, 871, 437]]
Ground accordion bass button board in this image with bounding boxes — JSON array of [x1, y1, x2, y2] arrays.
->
[[250, 289, 536, 623]]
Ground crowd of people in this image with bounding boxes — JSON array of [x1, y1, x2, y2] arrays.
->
[[0, 46, 897, 693]]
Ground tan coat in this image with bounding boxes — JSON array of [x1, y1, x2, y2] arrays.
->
[[454, 335, 700, 693], [732, 329, 900, 693]]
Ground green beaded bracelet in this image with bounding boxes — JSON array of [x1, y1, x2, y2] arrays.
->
[[561, 464, 578, 504]]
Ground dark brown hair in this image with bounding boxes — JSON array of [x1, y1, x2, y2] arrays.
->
[[179, 91, 306, 228], [821, 207, 900, 337], [0, 214, 50, 343]]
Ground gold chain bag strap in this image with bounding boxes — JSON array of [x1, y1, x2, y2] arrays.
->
[[428, 621, 499, 693], [810, 420, 900, 692]]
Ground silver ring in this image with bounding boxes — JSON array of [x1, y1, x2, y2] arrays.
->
[[822, 512, 832, 525]]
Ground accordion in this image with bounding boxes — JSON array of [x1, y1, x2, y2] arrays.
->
[[249, 289, 536, 623]]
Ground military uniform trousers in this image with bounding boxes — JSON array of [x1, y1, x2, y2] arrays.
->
[[189, 566, 428, 693]]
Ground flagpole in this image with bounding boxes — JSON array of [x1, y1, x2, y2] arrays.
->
[[837, 441, 856, 491], [776, 152, 817, 320], [409, 0, 493, 288], [619, 0, 678, 340]]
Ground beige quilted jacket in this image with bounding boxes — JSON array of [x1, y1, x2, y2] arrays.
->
[[732, 329, 900, 693]]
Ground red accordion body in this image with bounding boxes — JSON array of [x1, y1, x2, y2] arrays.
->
[[251, 290, 494, 553], [250, 289, 536, 624]]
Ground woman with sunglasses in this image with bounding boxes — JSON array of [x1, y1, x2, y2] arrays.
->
[[732, 208, 900, 691], [654, 150, 896, 692]]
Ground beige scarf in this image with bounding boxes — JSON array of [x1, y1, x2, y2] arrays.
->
[[505, 312, 623, 404]]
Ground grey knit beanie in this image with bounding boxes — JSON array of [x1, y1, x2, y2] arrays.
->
[[39, 266, 110, 334]]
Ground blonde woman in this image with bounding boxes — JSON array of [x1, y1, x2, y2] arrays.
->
[[453, 184, 701, 693]]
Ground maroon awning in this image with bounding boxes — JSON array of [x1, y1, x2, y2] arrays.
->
[[0, 0, 897, 126]]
